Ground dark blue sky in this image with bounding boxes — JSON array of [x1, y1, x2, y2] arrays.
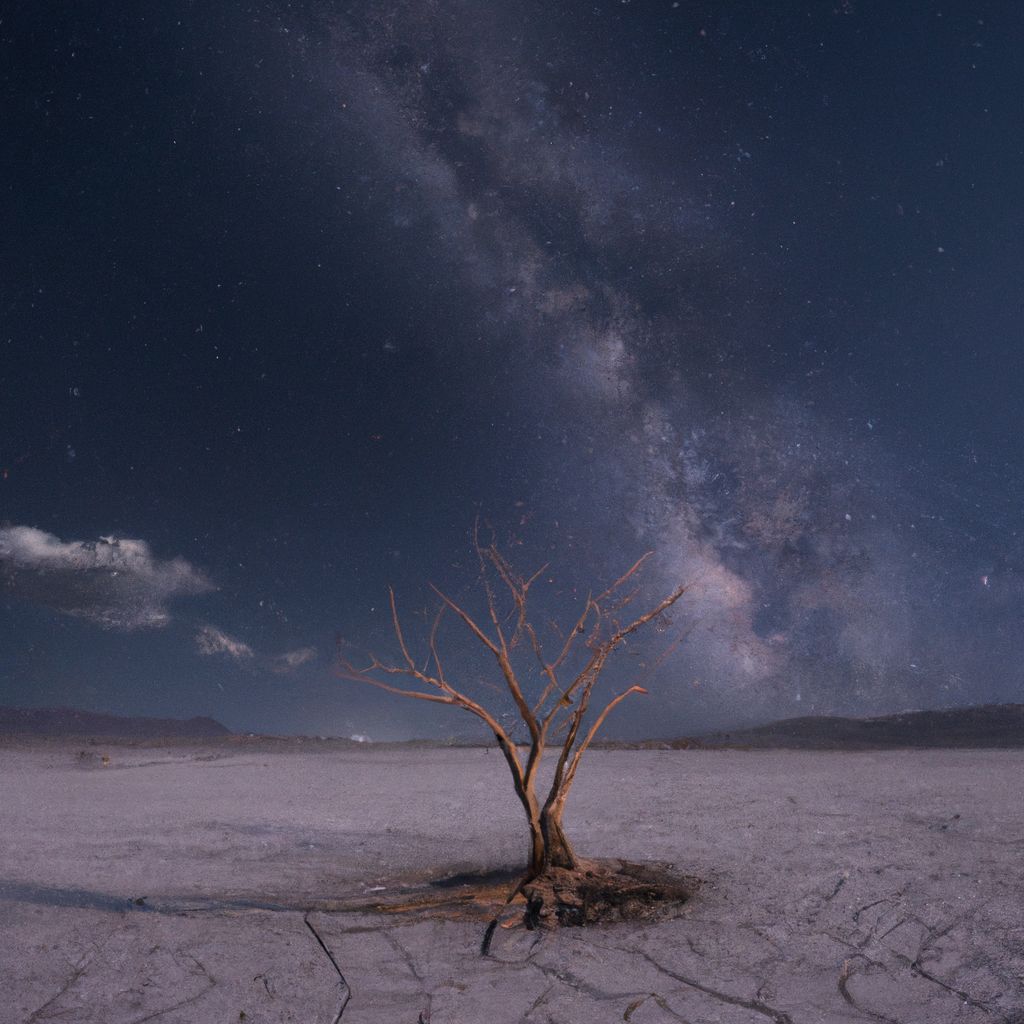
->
[[2, 1, 1021, 738]]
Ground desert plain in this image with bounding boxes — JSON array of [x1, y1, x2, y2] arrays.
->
[[1, 742, 1022, 1023]]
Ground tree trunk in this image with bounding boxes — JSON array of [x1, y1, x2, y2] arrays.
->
[[527, 815, 546, 879], [540, 807, 577, 871], [523, 809, 577, 877]]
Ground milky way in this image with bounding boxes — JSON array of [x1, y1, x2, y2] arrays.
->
[[283, 1, 1022, 731]]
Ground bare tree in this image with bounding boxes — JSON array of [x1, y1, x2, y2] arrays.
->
[[336, 529, 687, 886]]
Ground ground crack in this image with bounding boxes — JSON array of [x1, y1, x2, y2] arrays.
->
[[623, 993, 690, 1022], [127, 956, 216, 1024], [837, 955, 901, 1024], [524, 959, 649, 1005], [305, 912, 352, 1024], [825, 873, 848, 901], [23, 952, 94, 1024], [904, 953, 996, 1016], [638, 951, 795, 1024], [383, 928, 432, 1022]]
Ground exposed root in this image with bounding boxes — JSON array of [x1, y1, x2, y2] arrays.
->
[[479, 859, 695, 955], [481, 876, 529, 956], [518, 859, 697, 930]]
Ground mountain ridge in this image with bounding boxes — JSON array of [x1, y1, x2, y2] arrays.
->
[[684, 702, 1024, 750], [3, 702, 1023, 748], [0, 706, 231, 739]]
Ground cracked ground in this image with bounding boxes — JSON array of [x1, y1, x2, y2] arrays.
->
[[1, 745, 1022, 1023]]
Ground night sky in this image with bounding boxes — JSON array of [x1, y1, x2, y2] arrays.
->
[[2, 2, 1022, 740]]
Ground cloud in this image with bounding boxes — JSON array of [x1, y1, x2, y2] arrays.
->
[[195, 625, 254, 661], [272, 646, 318, 673], [0, 525, 213, 630], [194, 628, 316, 672]]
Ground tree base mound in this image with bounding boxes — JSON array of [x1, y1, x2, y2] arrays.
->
[[519, 858, 698, 930], [364, 859, 698, 946]]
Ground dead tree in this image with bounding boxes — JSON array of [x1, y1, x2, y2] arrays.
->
[[336, 530, 687, 883]]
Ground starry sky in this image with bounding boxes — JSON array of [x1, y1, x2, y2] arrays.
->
[[2, 2, 1021, 740]]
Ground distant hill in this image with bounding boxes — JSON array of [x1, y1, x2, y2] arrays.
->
[[687, 703, 1024, 750], [0, 706, 232, 740]]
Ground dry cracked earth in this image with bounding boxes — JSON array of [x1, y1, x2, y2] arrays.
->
[[1, 745, 1022, 1023]]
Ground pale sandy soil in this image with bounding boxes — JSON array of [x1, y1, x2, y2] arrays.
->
[[1, 744, 1022, 1023]]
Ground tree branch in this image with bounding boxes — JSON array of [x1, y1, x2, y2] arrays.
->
[[430, 585, 501, 655], [562, 685, 647, 791], [334, 661, 455, 705]]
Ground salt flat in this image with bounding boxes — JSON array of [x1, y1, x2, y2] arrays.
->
[[1, 744, 1022, 1023]]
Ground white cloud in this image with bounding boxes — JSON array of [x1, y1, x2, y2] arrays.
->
[[195, 625, 254, 661], [273, 646, 318, 672], [0, 526, 213, 630]]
